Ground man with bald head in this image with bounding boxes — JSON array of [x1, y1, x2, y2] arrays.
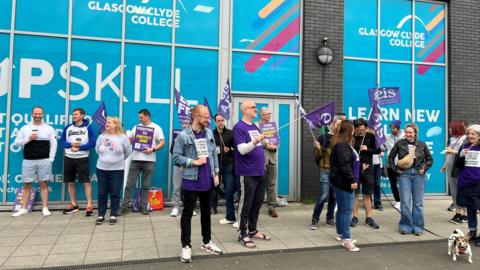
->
[[259, 108, 279, 218], [173, 105, 222, 262], [234, 101, 271, 248]]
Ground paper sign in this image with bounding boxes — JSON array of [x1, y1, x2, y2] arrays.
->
[[194, 138, 209, 158], [133, 126, 154, 151], [465, 150, 480, 167], [259, 122, 279, 145], [248, 130, 262, 146], [13, 188, 36, 213]]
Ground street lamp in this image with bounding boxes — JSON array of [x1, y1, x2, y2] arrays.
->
[[317, 37, 333, 65]]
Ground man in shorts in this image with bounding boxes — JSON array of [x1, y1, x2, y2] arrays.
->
[[60, 108, 96, 216], [12, 106, 57, 217]]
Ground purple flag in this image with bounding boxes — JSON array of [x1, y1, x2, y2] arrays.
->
[[304, 102, 335, 129], [368, 87, 400, 106], [216, 79, 232, 120], [368, 99, 387, 149], [294, 94, 315, 129], [203, 97, 213, 128], [174, 88, 192, 123], [92, 102, 107, 131]]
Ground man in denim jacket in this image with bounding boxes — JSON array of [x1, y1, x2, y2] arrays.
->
[[172, 105, 222, 263]]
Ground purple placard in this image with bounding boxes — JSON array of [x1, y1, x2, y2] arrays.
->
[[368, 87, 401, 106], [13, 188, 36, 213], [259, 122, 279, 145], [172, 129, 182, 141], [133, 126, 155, 151]]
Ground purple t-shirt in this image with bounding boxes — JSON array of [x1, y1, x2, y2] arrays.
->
[[457, 144, 480, 189], [233, 120, 265, 176], [182, 130, 214, 192]]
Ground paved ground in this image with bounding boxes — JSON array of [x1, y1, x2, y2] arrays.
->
[[0, 198, 474, 269], [95, 241, 480, 270]]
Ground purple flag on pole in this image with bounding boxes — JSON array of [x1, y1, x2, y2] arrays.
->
[[368, 99, 387, 149], [203, 97, 213, 128], [92, 101, 107, 131], [216, 79, 232, 120], [368, 87, 401, 106], [174, 88, 192, 123], [304, 102, 335, 129], [294, 94, 315, 129]]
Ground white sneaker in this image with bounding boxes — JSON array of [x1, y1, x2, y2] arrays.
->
[[193, 210, 197, 216], [394, 202, 401, 210], [342, 239, 360, 252], [12, 208, 28, 217], [232, 221, 239, 228], [170, 207, 179, 217], [42, 207, 51, 217], [219, 218, 235, 225], [201, 241, 223, 255], [180, 246, 192, 263]]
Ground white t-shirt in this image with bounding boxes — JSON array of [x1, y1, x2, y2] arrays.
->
[[129, 122, 165, 162]]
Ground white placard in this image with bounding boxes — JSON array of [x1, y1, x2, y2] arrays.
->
[[194, 138, 209, 158], [465, 150, 480, 168], [248, 130, 262, 146]]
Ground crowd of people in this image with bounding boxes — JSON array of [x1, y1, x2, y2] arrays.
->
[[9, 102, 480, 262]]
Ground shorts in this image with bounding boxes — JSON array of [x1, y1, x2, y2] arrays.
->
[[355, 167, 374, 195], [63, 157, 90, 183], [22, 159, 52, 183]]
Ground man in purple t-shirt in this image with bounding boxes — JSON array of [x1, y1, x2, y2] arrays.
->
[[172, 105, 223, 263], [234, 100, 272, 248]]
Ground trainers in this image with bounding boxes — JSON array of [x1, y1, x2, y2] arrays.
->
[[109, 216, 117, 225], [394, 202, 401, 210], [374, 205, 384, 211], [85, 206, 93, 217], [309, 221, 319, 230], [180, 246, 192, 263], [447, 203, 456, 212], [449, 213, 462, 224], [232, 221, 239, 228], [460, 215, 468, 223], [219, 218, 235, 225], [141, 207, 149, 215], [95, 216, 105, 225], [12, 208, 28, 217], [342, 239, 360, 252], [414, 232, 423, 236], [350, 217, 359, 227], [42, 207, 51, 217], [365, 217, 380, 229], [117, 207, 129, 217], [326, 219, 336, 227], [63, 203, 79, 214], [201, 241, 223, 255], [170, 207, 179, 217], [468, 230, 477, 242]]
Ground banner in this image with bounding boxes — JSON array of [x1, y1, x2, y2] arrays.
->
[[217, 79, 232, 120], [92, 102, 107, 131], [133, 125, 154, 151], [368, 99, 387, 149], [368, 87, 401, 106], [304, 102, 335, 129], [13, 188, 36, 213], [174, 88, 191, 123], [259, 122, 279, 145], [203, 97, 213, 128]]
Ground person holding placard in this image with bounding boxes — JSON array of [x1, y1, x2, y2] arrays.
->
[[173, 105, 222, 263], [12, 106, 57, 217], [119, 109, 165, 216], [258, 108, 279, 218], [454, 124, 480, 247]]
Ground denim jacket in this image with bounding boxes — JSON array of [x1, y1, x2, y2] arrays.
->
[[172, 127, 219, 181]]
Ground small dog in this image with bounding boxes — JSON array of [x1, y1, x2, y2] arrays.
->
[[448, 229, 473, 263]]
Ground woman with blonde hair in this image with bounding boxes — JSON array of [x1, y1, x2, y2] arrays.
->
[[388, 123, 433, 236], [95, 117, 131, 225], [454, 124, 480, 247]]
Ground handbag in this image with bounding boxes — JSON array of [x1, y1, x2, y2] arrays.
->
[[148, 188, 164, 211], [397, 146, 416, 169]]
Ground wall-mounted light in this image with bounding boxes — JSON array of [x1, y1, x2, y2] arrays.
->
[[317, 37, 333, 65]]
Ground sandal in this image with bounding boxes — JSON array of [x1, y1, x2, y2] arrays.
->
[[239, 235, 256, 248], [248, 230, 271, 241]]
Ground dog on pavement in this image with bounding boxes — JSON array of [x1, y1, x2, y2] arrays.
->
[[448, 229, 473, 263]]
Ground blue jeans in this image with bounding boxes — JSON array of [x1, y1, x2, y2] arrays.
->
[[312, 170, 336, 223], [373, 165, 382, 208], [398, 168, 425, 233], [222, 164, 239, 221], [467, 207, 478, 232], [97, 168, 124, 217], [333, 185, 354, 240]]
